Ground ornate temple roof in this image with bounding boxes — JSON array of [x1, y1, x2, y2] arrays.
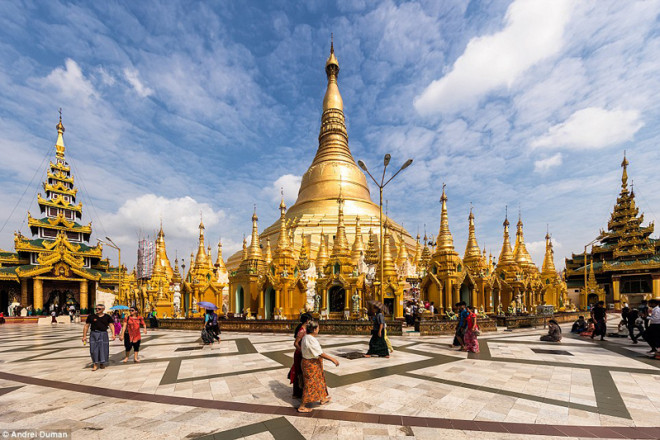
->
[[565, 153, 659, 278]]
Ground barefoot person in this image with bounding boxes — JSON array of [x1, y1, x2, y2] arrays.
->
[[120, 306, 147, 363], [298, 321, 339, 413], [288, 312, 312, 399], [365, 302, 389, 358], [82, 303, 115, 371]]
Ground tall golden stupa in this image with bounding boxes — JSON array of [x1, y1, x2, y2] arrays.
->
[[229, 42, 415, 269]]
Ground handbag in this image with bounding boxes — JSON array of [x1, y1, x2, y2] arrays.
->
[[472, 327, 481, 336]]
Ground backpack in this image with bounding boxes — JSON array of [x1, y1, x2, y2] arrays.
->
[[211, 313, 218, 326]]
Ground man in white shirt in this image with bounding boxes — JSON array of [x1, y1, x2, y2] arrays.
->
[[644, 299, 660, 355]]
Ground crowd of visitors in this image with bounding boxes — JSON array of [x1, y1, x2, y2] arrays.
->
[[564, 299, 660, 359]]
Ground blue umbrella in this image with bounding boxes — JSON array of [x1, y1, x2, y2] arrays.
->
[[197, 301, 218, 310], [110, 305, 130, 310]]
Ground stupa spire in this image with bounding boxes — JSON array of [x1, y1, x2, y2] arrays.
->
[[298, 232, 311, 270], [215, 240, 226, 271], [248, 205, 262, 260], [288, 38, 375, 218], [194, 216, 208, 267], [276, 195, 290, 254], [316, 229, 329, 270], [513, 211, 534, 268], [541, 231, 556, 276], [498, 207, 515, 266], [463, 207, 481, 266], [435, 184, 456, 254], [377, 222, 397, 279], [55, 108, 65, 159], [331, 185, 350, 258], [351, 215, 365, 263]]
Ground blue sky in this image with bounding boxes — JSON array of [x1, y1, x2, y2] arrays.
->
[[0, 0, 659, 270]]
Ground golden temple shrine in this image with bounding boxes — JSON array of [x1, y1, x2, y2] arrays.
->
[[0, 117, 122, 314], [418, 187, 568, 317], [221, 43, 569, 320], [565, 154, 660, 309]]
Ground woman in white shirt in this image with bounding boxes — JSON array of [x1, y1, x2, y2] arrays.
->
[[298, 321, 339, 413]]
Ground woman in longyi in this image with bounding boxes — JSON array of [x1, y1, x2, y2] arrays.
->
[[298, 321, 340, 413]]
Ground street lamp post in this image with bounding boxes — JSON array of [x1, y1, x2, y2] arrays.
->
[[358, 155, 413, 304], [99, 237, 122, 304]]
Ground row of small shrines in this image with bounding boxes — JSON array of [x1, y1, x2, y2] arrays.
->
[[114, 186, 571, 321]]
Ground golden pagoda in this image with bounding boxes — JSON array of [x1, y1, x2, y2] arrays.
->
[[565, 153, 660, 308], [181, 219, 228, 317], [541, 231, 569, 308], [222, 41, 416, 319], [0, 115, 122, 314]]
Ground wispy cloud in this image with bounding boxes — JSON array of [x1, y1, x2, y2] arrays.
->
[[534, 153, 562, 173], [414, 0, 572, 115], [531, 107, 644, 150], [123, 68, 153, 98]]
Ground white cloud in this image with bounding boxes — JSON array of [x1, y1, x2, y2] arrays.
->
[[534, 153, 562, 173], [123, 67, 153, 98], [40, 58, 97, 105], [268, 174, 302, 205], [531, 107, 643, 149], [102, 194, 225, 262], [526, 238, 562, 268], [414, 0, 572, 115]]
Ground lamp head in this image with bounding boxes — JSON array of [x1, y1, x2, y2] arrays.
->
[[401, 159, 413, 170], [357, 160, 368, 172], [384, 154, 391, 166]]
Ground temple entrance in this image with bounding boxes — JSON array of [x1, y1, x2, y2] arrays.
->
[[383, 298, 394, 317], [0, 289, 8, 315], [328, 285, 345, 313], [460, 283, 471, 305], [264, 286, 276, 319], [587, 293, 599, 307], [235, 286, 245, 314]]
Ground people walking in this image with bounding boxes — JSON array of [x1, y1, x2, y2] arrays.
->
[[365, 302, 389, 358], [289, 312, 312, 399], [112, 311, 122, 336], [120, 307, 147, 363], [626, 308, 644, 344], [463, 306, 480, 352], [298, 321, 339, 413], [591, 301, 607, 341], [204, 309, 221, 345], [82, 303, 115, 371], [450, 302, 468, 350], [643, 299, 660, 355]]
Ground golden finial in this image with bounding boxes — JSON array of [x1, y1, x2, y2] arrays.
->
[[279, 186, 286, 211], [503, 205, 509, 227]]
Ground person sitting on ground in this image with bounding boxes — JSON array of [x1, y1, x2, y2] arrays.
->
[[607, 321, 630, 338], [580, 319, 595, 337], [571, 316, 587, 333], [540, 319, 562, 342]]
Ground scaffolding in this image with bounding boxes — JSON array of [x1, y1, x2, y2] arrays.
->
[[137, 237, 155, 280]]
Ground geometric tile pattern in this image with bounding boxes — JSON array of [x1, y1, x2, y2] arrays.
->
[[0, 321, 659, 439]]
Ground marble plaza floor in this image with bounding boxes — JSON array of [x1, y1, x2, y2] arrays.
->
[[0, 320, 659, 440]]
